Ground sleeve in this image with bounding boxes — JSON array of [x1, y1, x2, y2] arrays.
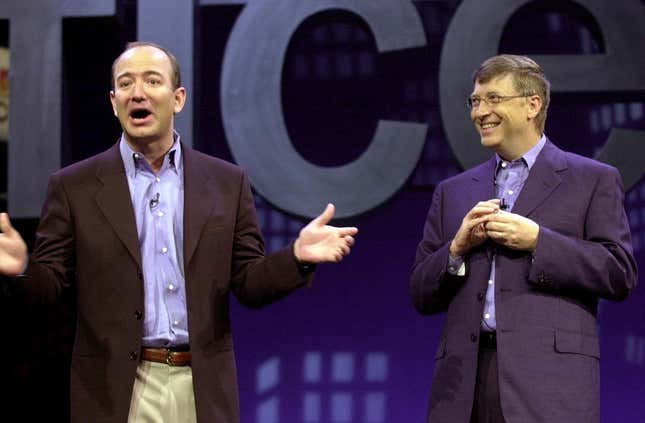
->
[[16, 172, 76, 304], [528, 166, 638, 300], [410, 183, 467, 315], [229, 172, 313, 308]]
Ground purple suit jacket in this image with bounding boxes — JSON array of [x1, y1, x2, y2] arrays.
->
[[410, 140, 637, 423], [18, 143, 312, 422]]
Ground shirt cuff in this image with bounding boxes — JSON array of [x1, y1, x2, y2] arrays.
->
[[447, 254, 466, 276], [293, 254, 316, 275]]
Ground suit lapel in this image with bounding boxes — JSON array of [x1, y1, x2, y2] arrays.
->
[[512, 139, 567, 217], [467, 157, 497, 205], [94, 144, 142, 268], [182, 145, 217, 268], [467, 158, 497, 262]]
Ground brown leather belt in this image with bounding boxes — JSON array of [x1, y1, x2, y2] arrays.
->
[[141, 347, 192, 366]]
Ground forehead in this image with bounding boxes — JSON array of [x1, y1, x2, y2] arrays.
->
[[114, 46, 172, 78], [472, 73, 515, 94]]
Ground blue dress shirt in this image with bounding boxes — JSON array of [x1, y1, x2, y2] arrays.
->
[[447, 135, 546, 332], [481, 135, 546, 331], [119, 133, 188, 347]]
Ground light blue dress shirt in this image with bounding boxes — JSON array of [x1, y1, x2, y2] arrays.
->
[[447, 135, 546, 332], [481, 135, 546, 331], [119, 133, 188, 347]]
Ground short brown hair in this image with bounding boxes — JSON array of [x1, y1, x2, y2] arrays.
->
[[111, 41, 182, 90], [473, 55, 550, 132]]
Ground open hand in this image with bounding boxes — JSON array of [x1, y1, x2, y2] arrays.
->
[[294, 204, 358, 263], [0, 213, 28, 276]]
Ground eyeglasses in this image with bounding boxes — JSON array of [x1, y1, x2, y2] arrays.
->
[[466, 93, 534, 110]]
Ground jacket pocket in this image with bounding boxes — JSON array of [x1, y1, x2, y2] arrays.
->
[[553, 329, 599, 359]]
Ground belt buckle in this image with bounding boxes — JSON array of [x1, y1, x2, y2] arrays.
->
[[165, 351, 176, 366]]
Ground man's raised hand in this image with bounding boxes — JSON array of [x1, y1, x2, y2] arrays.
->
[[0, 213, 28, 276], [294, 204, 358, 263]]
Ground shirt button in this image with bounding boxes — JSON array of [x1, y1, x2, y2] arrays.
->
[[173, 320, 179, 326], [157, 211, 164, 217], [488, 280, 493, 285], [501, 162, 507, 168], [508, 190, 513, 195], [129, 351, 138, 361], [484, 313, 491, 319], [168, 284, 175, 291], [156, 177, 161, 182], [470, 333, 478, 343], [161, 247, 168, 254]]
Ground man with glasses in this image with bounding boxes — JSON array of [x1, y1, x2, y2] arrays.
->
[[411, 55, 636, 422], [0, 42, 357, 422]]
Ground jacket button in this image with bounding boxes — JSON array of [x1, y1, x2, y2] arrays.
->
[[470, 333, 477, 343], [129, 351, 138, 361], [137, 272, 143, 280], [134, 310, 142, 320], [477, 292, 484, 301]]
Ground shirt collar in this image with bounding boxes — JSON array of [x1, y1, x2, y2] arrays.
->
[[119, 130, 183, 178], [495, 134, 547, 171]]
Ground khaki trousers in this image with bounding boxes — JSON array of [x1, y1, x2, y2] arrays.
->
[[128, 360, 197, 423]]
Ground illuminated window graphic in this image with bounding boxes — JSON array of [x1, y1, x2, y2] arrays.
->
[[625, 334, 645, 366], [256, 352, 389, 423]]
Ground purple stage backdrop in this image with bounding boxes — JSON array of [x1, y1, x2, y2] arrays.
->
[[217, 3, 645, 422], [0, 1, 644, 422]]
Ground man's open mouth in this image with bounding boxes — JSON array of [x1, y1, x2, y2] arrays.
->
[[130, 109, 152, 120]]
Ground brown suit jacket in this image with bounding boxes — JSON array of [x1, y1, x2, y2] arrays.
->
[[19, 143, 311, 422]]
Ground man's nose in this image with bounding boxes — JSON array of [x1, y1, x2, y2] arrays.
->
[[472, 101, 492, 119], [131, 81, 146, 100]]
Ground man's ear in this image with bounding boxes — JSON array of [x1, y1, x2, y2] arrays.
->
[[526, 94, 542, 120], [109, 91, 118, 117], [173, 87, 187, 114]]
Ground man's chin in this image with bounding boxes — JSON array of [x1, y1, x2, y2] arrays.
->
[[480, 136, 499, 149]]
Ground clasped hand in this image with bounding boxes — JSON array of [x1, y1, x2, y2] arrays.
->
[[450, 199, 538, 257]]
